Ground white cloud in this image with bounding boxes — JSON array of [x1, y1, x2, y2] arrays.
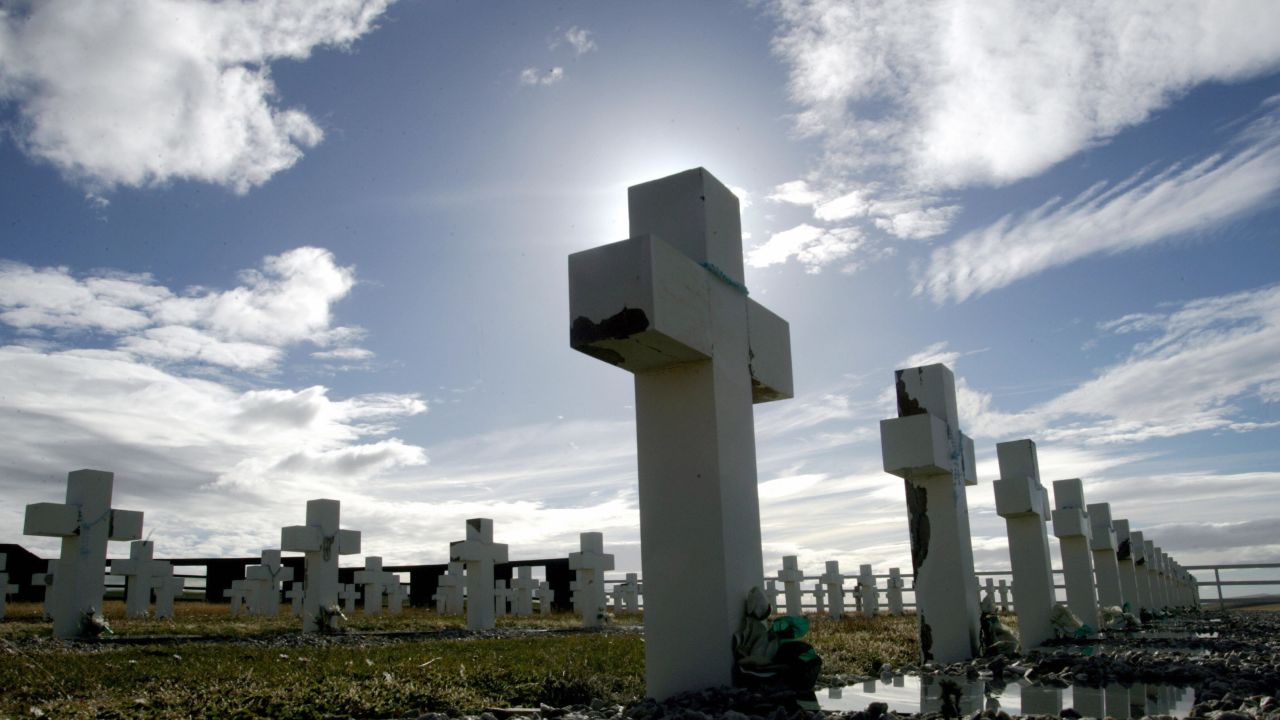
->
[[0, 246, 363, 371], [746, 223, 864, 273], [0, 0, 392, 194], [770, 0, 1280, 190], [920, 104, 1280, 303], [767, 180, 824, 206], [311, 346, 375, 361], [897, 341, 961, 370], [519, 66, 565, 86], [952, 283, 1280, 445], [561, 26, 596, 56]]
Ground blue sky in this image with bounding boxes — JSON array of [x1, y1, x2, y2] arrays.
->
[[2, 0, 1279, 585]]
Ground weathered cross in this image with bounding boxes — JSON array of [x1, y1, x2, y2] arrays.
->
[[0, 554, 17, 620], [153, 567, 183, 620], [880, 364, 980, 663], [30, 559, 59, 621], [24, 469, 144, 638], [886, 568, 905, 615], [339, 583, 359, 613], [858, 564, 880, 617], [449, 518, 507, 630], [621, 572, 641, 612], [281, 499, 361, 632], [568, 167, 792, 698], [535, 580, 553, 615], [993, 439, 1055, 649], [285, 581, 305, 617], [493, 580, 512, 617], [436, 561, 465, 615], [568, 532, 614, 628]]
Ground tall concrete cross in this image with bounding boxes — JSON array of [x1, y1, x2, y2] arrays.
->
[[354, 556, 388, 616], [281, 498, 361, 632], [436, 561, 465, 615], [450, 518, 508, 630], [993, 439, 1056, 649], [886, 568, 905, 615], [511, 566, 539, 617], [777, 555, 805, 616], [1052, 479, 1099, 628], [244, 549, 293, 618], [858, 564, 880, 617], [1129, 530, 1153, 612], [567, 167, 792, 698], [880, 363, 980, 663], [24, 469, 144, 638], [1087, 503, 1124, 610], [153, 567, 183, 620], [1113, 519, 1139, 612], [819, 561, 845, 618]]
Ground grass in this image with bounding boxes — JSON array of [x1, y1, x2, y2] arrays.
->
[[0, 602, 922, 719]]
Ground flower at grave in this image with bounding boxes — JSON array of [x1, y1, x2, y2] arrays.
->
[[316, 604, 347, 633], [79, 608, 112, 637]]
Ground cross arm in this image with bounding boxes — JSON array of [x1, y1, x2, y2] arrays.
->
[[24, 503, 79, 537], [281, 525, 322, 552], [747, 299, 792, 403], [109, 510, 144, 541], [881, 415, 977, 485], [337, 529, 361, 555]]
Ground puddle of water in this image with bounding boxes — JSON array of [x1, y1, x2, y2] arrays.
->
[[822, 675, 1194, 718]]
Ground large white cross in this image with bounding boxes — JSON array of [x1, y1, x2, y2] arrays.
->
[[858, 564, 880, 617], [281, 499, 361, 632], [436, 562, 465, 615], [153, 566, 183, 620], [449, 518, 508, 630], [569, 532, 614, 628], [880, 364, 980, 664], [24, 469, 144, 639], [776, 555, 805, 616], [535, 580, 553, 615], [1088, 502, 1124, 610], [339, 583, 359, 614], [993, 439, 1056, 649], [493, 580, 512, 618], [819, 561, 845, 618], [569, 167, 792, 698], [285, 581, 305, 617]]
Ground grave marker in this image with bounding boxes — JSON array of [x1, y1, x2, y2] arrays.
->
[[286, 582, 304, 617], [512, 566, 539, 617], [536, 580, 554, 615], [993, 439, 1056, 649], [111, 540, 167, 618], [0, 554, 16, 620], [387, 578, 406, 615], [621, 573, 642, 612], [31, 559, 59, 621], [244, 549, 293, 618], [880, 364, 980, 663], [569, 532, 615, 628], [812, 583, 825, 614], [225, 580, 248, 617], [777, 556, 805, 616], [1129, 531, 1154, 612], [450, 518, 508, 630], [354, 556, 388, 616], [154, 567, 183, 620], [1113, 519, 1139, 611], [859, 564, 880, 617], [1052, 479, 1099, 628], [997, 580, 1010, 612], [24, 469, 144, 638], [339, 583, 359, 614], [765, 579, 781, 612], [568, 167, 792, 698], [437, 562, 465, 615], [1087, 503, 1124, 609], [281, 499, 361, 632], [886, 568, 905, 615], [494, 580, 512, 618], [819, 561, 845, 617], [1151, 544, 1169, 610]]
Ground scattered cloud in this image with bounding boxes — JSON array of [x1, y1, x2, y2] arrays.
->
[[950, 283, 1280, 445], [897, 341, 961, 370], [746, 224, 865, 274], [559, 26, 596, 56], [921, 102, 1280, 303], [519, 67, 565, 86], [311, 347, 375, 361], [0, 0, 394, 194], [770, 0, 1280, 190], [0, 247, 363, 372]]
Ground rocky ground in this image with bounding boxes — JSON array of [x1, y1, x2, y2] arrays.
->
[[401, 611, 1279, 720]]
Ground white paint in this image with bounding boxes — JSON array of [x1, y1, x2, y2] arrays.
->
[[23, 469, 144, 638], [568, 168, 792, 698], [880, 364, 980, 664], [993, 439, 1057, 649]]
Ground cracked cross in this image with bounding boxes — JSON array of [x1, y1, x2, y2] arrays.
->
[[281, 499, 361, 633], [24, 469, 144, 639], [568, 167, 793, 698], [880, 363, 980, 664]]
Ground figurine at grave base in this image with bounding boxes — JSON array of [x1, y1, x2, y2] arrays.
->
[[1049, 603, 1090, 638], [979, 610, 1018, 657], [732, 587, 821, 711]]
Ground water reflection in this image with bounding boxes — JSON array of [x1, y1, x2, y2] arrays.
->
[[822, 675, 1194, 718]]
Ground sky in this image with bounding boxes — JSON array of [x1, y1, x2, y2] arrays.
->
[[2, 0, 1279, 590]]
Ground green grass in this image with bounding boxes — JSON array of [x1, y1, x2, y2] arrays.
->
[[0, 602, 921, 719]]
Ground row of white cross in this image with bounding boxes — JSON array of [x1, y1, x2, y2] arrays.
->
[[765, 560, 907, 617], [882, 363, 1201, 664]]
